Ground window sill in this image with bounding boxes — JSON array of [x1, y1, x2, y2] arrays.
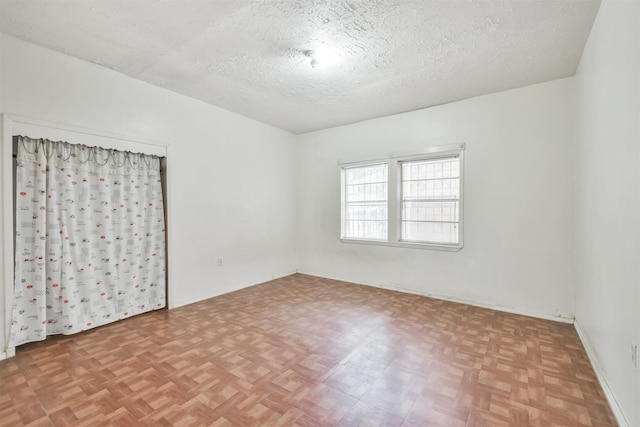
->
[[339, 238, 463, 252]]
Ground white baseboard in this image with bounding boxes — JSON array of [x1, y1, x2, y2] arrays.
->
[[574, 320, 630, 427], [0, 346, 15, 360], [169, 270, 297, 310], [378, 282, 574, 324], [297, 271, 574, 324]]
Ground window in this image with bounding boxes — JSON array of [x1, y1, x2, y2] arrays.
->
[[340, 144, 464, 251], [343, 163, 388, 240], [400, 156, 460, 245]]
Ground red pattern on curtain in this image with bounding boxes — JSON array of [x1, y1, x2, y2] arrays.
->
[[11, 136, 166, 347]]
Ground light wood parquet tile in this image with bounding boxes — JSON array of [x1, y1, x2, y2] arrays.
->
[[0, 274, 618, 426]]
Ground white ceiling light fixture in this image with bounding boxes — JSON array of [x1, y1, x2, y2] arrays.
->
[[305, 48, 339, 69], [305, 50, 319, 68]]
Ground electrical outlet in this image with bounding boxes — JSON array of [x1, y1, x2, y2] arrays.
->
[[217, 258, 223, 267], [632, 342, 638, 368]]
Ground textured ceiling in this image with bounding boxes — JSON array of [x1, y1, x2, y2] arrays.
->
[[0, 0, 601, 134]]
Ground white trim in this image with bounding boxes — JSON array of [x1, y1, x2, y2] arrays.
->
[[1, 116, 12, 360], [340, 162, 390, 241], [339, 153, 394, 167], [166, 145, 176, 311], [168, 270, 297, 310], [339, 160, 389, 171], [339, 165, 347, 239], [0, 347, 15, 361], [338, 237, 463, 252], [361, 278, 572, 323], [338, 143, 466, 166], [298, 271, 575, 323], [389, 159, 400, 243], [339, 144, 465, 251], [392, 145, 466, 161], [1, 113, 171, 359], [4, 114, 169, 156], [574, 320, 631, 427]]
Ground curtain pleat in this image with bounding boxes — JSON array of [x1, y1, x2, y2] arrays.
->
[[10, 136, 166, 347]]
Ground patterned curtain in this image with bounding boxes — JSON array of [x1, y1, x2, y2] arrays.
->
[[10, 136, 166, 347]]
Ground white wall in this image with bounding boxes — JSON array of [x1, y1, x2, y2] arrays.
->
[[296, 78, 577, 320], [574, 1, 640, 425], [0, 35, 298, 355], [2, 7, 638, 422]]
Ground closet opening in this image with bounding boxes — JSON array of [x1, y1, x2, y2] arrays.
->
[[10, 133, 168, 348]]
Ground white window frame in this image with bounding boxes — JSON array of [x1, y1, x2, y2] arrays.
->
[[339, 143, 465, 252], [340, 161, 390, 242]]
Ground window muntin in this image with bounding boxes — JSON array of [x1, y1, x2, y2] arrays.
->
[[343, 163, 388, 240], [400, 156, 460, 244]]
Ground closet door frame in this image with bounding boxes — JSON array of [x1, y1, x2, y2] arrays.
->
[[1, 113, 171, 360]]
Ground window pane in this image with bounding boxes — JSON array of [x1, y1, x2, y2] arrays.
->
[[400, 157, 460, 244], [402, 201, 459, 222], [401, 221, 459, 244], [344, 164, 388, 240]]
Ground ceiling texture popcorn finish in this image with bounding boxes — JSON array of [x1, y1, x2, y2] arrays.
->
[[0, 0, 601, 134]]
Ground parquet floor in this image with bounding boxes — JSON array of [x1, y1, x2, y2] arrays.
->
[[0, 274, 617, 426]]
